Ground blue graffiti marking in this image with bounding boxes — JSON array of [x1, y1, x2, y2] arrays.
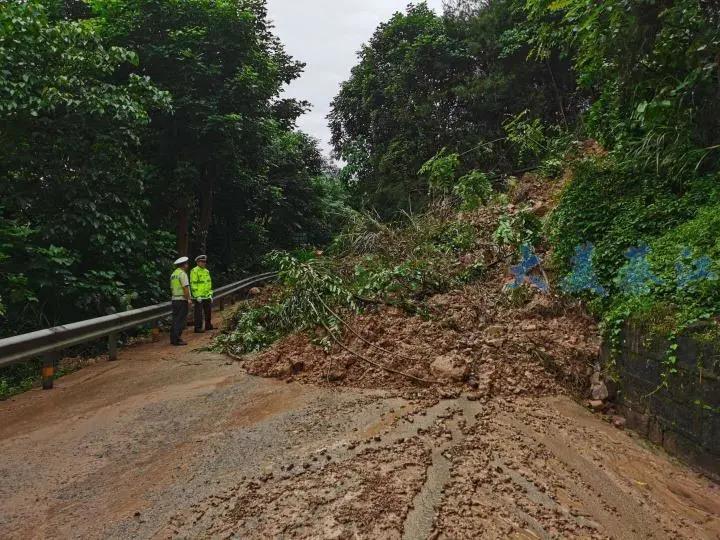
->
[[559, 242, 717, 298], [616, 245, 663, 295], [675, 248, 718, 289], [508, 244, 549, 293], [560, 243, 607, 296]]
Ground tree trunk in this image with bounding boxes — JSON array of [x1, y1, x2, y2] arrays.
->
[[197, 167, 215, 255], [176, 204, 190, 256], [546, 58, 568, 128]]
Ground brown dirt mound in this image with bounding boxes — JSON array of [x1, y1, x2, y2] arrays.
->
[[235, 173, 599, 398], [239, 275, 598, 399]]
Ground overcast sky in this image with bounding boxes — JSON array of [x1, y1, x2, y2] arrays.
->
[[266, 0, 446, 159]]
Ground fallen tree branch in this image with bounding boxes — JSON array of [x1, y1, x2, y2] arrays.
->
[[314, 294, 438, 377], [226, 350, 244, 362], [352, 294, 421, 314], [308, 302, 435, 386], [352, 255, 512, 311]]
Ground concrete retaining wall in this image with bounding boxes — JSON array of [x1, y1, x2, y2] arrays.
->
[[602, 321, 720, 478]]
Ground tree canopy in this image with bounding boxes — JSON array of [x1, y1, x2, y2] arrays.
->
[[329, 1, 578, 215], [0, 0, 347, 335], [330, 0, 720, 344]]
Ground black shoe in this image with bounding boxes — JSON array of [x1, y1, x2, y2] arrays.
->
[[194, 329, 205, 334], [174, 340, 188, 346]]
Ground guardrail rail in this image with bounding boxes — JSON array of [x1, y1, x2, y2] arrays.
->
[[0, 271, 276, 389]]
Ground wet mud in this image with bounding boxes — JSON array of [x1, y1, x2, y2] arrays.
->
[[1, 310, 719, 539]]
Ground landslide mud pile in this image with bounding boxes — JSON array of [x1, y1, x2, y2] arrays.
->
[[234, 173, 600, 399], [243, 276, 598, 398]]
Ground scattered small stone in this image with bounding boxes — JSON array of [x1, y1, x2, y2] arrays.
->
[[484, 325, 505, 338]]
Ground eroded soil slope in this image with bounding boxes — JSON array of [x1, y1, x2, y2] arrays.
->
[[199, 173, 720, 539], [236, 173, 598, 401]]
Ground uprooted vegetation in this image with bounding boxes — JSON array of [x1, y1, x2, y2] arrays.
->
[[215, 174, 600, 398]]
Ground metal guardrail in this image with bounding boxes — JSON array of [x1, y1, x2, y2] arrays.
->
[[0, 271, 276, 389]]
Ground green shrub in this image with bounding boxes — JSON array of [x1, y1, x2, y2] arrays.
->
[[454, 171, 493, 210], [550, 155, 720, 377], [547, 157, 720, 285], [494, 207, 542, 249], [0, 361, 38, 400], [419, 148, 461, 194]]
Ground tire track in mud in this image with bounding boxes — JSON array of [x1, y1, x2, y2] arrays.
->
[[402, 445, 453, 540], [432, 397, 720, 540], [162, 399, 466, 539], [166, 394, 720, 540], [402, 400, 481, 540]]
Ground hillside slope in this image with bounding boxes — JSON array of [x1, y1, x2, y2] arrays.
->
[[223, 172, 599, 400]]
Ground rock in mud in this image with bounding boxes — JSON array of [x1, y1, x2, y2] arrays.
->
[[590, 372, 609, 401], [484, 325, 505, 339], [291, 361, 304, 374], [431, 354, 470, 382], [588, 400, 605, 411], [327, 369, 346, 382]]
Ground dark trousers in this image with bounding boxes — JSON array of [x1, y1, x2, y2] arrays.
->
[[171, 300, 189, 344], [194, 298, 212, 331]]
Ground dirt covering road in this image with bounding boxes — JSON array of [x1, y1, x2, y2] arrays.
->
[[0, 311, 719, 540]]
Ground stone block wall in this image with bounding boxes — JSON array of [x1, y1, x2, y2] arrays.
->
[[603, 321, 720, 479]]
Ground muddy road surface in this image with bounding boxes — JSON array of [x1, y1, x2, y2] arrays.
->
[[1, 326, 719, 539]]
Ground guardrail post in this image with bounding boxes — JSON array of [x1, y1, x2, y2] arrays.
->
[[41, 353, 58, 390], [152, 322, 160, 342], [219, 298, 226, 311], [108, 333, 118, 361]]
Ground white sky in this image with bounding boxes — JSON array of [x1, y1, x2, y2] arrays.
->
[[266, 0, 446, 160]]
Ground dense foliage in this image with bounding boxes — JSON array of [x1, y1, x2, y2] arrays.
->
[[0, 0, 347, 337], [525, 0, 720, 174], [529, 0, 720, 348], [0, 0, 173, 331], [330, 0, 720, 377], [329, 1, 577, 215]]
